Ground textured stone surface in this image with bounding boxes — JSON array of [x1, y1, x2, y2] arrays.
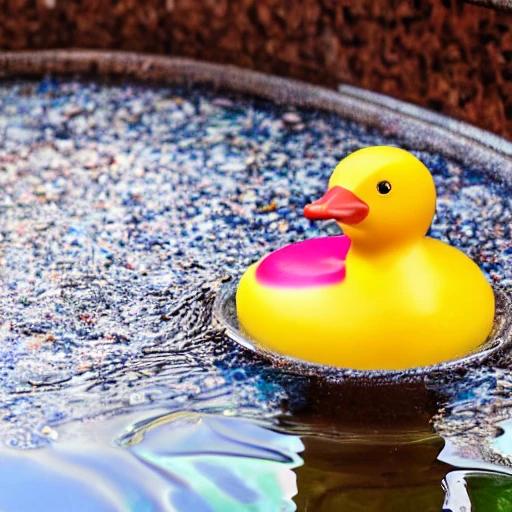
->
[[0, 0, 510, 137]]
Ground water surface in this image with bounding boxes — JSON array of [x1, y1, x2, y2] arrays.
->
[[0, 77, 512, 509]]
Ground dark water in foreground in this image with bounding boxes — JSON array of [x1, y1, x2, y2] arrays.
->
[[1, 78, 512, 510]]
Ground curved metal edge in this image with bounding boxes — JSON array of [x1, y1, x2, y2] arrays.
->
[[338, 84, 512, 158], [0, 50, 510, 182], [465, 0, 512, 11], [213, 282, 512, 384]]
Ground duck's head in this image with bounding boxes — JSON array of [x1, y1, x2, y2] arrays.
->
[[304, 146, 436, 250]]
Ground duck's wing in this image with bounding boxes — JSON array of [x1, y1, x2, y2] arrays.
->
[[255, 236, 349, 288]]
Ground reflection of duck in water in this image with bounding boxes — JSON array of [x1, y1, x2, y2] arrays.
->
[[237, 146, 495, 370]]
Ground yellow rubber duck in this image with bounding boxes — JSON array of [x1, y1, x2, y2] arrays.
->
[[236, 146, 495, 370]]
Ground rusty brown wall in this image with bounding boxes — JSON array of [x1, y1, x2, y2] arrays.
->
[[0, 0, 511, 138]]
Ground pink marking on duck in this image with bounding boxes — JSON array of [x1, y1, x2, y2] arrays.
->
[[255, 236, 350, 288]]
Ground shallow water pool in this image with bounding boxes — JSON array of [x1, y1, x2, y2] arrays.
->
[[0, 76, 512, 510]]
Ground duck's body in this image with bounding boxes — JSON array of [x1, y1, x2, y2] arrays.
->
[[237, 236, 494, 370], [236, 147, 495, 370]]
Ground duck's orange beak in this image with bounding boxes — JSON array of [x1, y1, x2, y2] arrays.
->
[[304, 186, 369, 225]]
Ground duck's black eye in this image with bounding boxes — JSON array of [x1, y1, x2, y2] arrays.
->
[[377, 181, 392, 194]]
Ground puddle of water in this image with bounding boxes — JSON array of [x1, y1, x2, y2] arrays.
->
[[2, 409, 510, 512], [1, 76, 512, 510], [0, 412, 304, 512], [0, 77, 511, 447]]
